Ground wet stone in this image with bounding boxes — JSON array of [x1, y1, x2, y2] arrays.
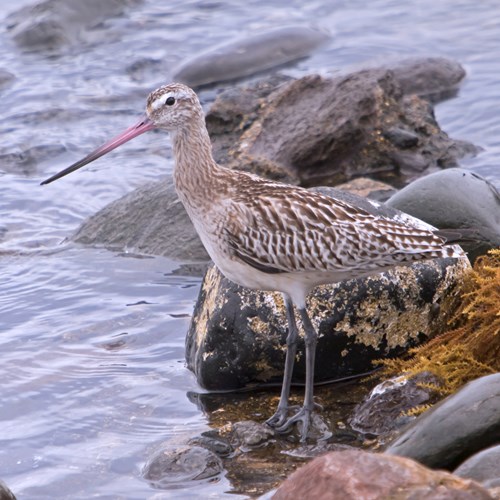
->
[[231, 421, 274, 449], [386, 168, 500, 262], [173, 26, 330, 88], [188, 431, 234, 457], [385, 373, 500, 470], [142, 445, 223, 487], [205, 73, 296, 183], [383, 127, 420, 149], [350, 372, 443, 436]]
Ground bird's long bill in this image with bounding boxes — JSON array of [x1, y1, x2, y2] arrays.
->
[[41, 116, 155, 185]]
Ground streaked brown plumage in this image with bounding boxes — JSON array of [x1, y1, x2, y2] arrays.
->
[[42, 83, 461, 442]]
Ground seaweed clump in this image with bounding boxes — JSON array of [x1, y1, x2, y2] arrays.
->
[[379, 249, 500, 395]]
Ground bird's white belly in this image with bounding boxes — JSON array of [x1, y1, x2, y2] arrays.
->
[[198, 230, 347, 308], [192, 219, 305, 301]]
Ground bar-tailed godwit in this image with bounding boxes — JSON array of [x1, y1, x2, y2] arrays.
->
[[42, 83, 463, 441]]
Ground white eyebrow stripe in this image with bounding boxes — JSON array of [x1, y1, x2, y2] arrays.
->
[[151, 90, 191, 111], [151, 95, 170, 111]]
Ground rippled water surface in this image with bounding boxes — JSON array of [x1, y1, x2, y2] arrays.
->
[[1, 0, 499, 498]]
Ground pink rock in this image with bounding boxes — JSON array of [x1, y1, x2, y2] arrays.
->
[[272, 449, 493, 500]]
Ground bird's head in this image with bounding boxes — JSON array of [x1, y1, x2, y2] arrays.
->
[[146, 83, 203, 132], [41, 83, 201, 185]]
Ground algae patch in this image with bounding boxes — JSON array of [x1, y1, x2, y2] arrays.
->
[[378, 249, 500, 395]]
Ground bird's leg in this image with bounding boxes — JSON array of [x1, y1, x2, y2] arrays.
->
[[275, 307, 319, 442], [266, 294, 299, 428]]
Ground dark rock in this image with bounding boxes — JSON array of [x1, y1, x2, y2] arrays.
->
[[454, 445, 500, 488], [231, 421, 274, 448], [388, 150, 430, 173], [186, 187, 469, 391], [173, 26, 330, 88], [272, 449, 493, 500], [206, 74, 296, 183], [386, 168, 500, 261], [350, 372, 443, 436], [383, 127, 420, 149], [391, 57, 466, 102], [0, 480, 16, 500], [6, 0, 141, 52], [72, 176, 209, 262], [385, 373, 500, 470], [188, 431, 233, 457], [142, 445, 223, 486], [212, 69, 478, 187]]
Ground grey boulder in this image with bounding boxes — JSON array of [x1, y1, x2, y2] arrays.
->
[[385, 373, 500, 470]]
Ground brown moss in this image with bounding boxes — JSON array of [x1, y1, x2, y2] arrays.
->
[[378, 249, 500, 395]]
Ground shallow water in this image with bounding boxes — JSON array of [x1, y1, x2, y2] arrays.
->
[[1, 0, 499, 498]]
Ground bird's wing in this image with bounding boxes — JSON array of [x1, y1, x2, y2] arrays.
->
[[223, 185, 450, 275]]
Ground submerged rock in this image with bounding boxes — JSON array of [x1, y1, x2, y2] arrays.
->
[[142, 444, 223, 486], [173, 26, 329, 87], [386, 168, 500, 261], [188, 431, 233, 458], [385, 373, 500, 470], [6, 0, 140, 51], [272, 449, 493, 500], [231, 421, 274, 449], [350, 372, 443, 436], [186, 187, 469, 390], [0, 144, 66, 176]]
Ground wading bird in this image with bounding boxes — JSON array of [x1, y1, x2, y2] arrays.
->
[[42, 83, 463, 441]]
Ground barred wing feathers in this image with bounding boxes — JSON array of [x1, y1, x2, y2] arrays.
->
[[223, 185, 454, 275]]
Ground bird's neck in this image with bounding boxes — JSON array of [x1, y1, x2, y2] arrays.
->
[[171, 119, 222, 204]]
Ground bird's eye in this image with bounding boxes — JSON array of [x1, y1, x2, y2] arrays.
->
[[165, 96, 176, 106]]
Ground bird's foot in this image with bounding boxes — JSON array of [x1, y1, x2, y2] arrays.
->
[[274, 402, 324, 442], [265, 405, 298, 428]]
